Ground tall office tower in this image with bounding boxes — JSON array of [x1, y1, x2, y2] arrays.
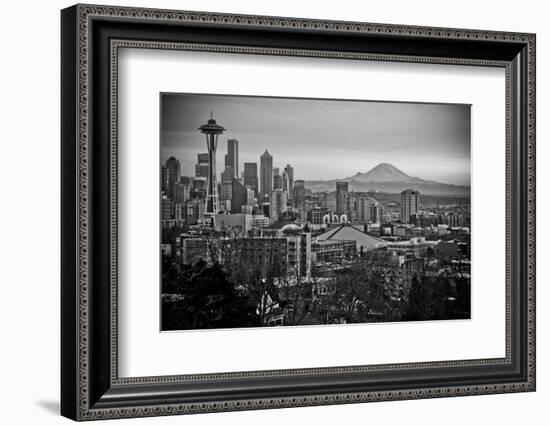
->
[[401, 189, 420, 223], [220, 177, 233, 201], [195, 153, 209, 178], [198, 114, 226, 217], [174, 203, 186, 221], [273, 167, 283, 190], [220, 167, 233, 182], [161, 196, 173, 221], [230, 179, 248, 214], [188, 198, 205, 224], [245, 187, 255, 206], [174, 182, 190, 204], [220, 168, 233, 202], [320, 191, 337, 212], [269, 189, 288, 222], [191, 177, 206, 199], [165, 157, 181, 200], [282, 171, 288, 192], [355, 196, 382, 223], [180, 176, 193, 186], [346, 192, 357, 221], [161, 166, 170, 197], [335, 181, 349, 215], [224, 139, 239, 179], [293, 180, 306, 210], [243, 162, 258, 196], [260, 150, 273, 202], [283, 164, 294, 202]]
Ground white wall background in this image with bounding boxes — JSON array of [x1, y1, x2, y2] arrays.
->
[[0, 0, 546, 424]]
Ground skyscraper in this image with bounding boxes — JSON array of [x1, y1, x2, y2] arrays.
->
[[270, 189, 288, 222], [335, 181, 349, 215], [161, 196, 173, 221], [180, 176, 193, 186], [260, 150, 273, 202], [174, 182, 190, 204], [220, 167, 233, 203], [191, 177, 206, 199], [243, 162, 258, 197], [195, 153, 209, 178], [224, 139, 239, 179], [231, 179, 248, 214], [283, 164, 294, 202], [293, 180, 306, 210], [273, 167, 282, 190], [161, 166, 170, 197], [165, 157, 181, 200], [221, 167, 233, 183], [401, 189, 420, 223], [355, 196, 382, 223]]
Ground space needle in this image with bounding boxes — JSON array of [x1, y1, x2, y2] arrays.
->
[[198, 112, 225, 223]]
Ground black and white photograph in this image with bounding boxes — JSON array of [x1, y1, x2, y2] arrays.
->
[[160, 93, 472, 331]]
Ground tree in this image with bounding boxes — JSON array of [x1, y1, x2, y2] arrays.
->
[[402, 257, 463, 321], [161, 255, 181, 294], [204, 230, 288, 326], [310, 250, 398, 324], [278, 266, 313, 326], [236, 235, 286, 326], [162, 261, 257, 330]]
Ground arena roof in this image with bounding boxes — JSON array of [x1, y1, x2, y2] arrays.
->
[[316, 224, 387, 252]]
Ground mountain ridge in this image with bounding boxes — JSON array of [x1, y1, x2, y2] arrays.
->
[[304, 163, 470, 196]]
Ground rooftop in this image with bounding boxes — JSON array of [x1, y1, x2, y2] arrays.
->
[[316, 224, 387, 252], [280, 223, 303, 235]]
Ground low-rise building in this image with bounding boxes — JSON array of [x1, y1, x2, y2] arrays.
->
[[213, 213, 252, 235], [307, 208, 329, 225], [236, 237, 288, 275], [279, 224, 312, 279], [312, 239, 357, 263], [252, 215, 270, 228]]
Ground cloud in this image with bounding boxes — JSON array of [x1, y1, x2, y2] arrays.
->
[[161, 93, 470, 185]]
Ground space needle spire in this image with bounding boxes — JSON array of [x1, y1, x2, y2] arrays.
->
[[198, 113, 226, 222]]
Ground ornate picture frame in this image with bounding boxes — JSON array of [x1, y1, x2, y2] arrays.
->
[[61, 4, 536, 421]]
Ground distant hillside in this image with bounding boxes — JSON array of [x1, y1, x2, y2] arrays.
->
[[361, 192, 471, 206], [305, 163, 470, 196]]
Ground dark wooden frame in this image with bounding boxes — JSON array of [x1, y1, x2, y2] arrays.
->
[[61, 4, 536, 421]]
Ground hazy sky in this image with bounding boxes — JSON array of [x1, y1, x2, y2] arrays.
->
[[161, 93, 471, 185]]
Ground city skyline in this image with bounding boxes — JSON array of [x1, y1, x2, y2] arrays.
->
[[161, 93, 471, 186], [160, 93, 472, 331]]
